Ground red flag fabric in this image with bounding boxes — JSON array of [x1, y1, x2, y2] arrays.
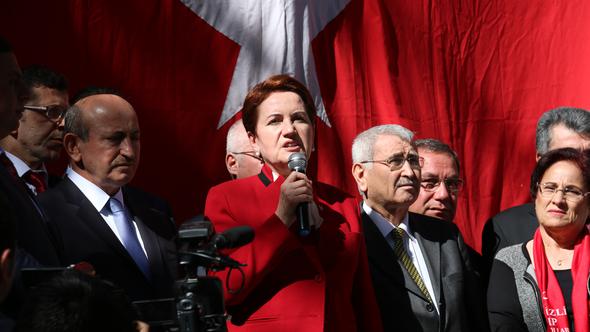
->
[[3, 0, 590, 252]]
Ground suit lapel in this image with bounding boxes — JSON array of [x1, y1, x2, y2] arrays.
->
[[362, 211, 428, 301], [61, 178, 139, 268], [125, 192, 163, 280], [409, 213, 442, 304]]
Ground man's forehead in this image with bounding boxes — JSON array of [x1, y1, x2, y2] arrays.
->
[[549, 124, 590, 151], [374, 134, 415, 155], [421, 152, 459, 176], [30, 86, 69, 104]]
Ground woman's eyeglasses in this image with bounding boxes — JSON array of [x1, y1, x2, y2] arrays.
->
[[537, 182, 590, 202]]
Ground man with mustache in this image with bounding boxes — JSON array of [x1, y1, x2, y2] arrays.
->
[[351, 124, 487, 332], [38, 92, 177, 301], [0, 65, 69, 194]]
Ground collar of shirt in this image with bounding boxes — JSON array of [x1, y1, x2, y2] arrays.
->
[[362, 201, 415, 240], [4, 151, 48, 178], [362, 201, 439, 311], [66, 167, 124, 212]]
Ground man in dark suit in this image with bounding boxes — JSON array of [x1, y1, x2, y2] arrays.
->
[[0, 65, 69, 194], [481, 107, 590, 274], [351, 124, 486, 332], [0, 38, 61, 267], [38, 92, 177, 301]]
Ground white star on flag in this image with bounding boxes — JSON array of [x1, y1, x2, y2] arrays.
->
[[181, 0, 350, 128]]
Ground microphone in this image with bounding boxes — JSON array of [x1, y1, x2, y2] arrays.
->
[[288, 152, 310, 237], [213, 226, 255, 249]]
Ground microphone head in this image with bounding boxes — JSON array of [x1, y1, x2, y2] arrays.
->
[[288, 152, 307, 173], [214, 226, 255, 249]]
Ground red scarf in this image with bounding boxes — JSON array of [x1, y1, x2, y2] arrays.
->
[[533, 228, 590, 332]]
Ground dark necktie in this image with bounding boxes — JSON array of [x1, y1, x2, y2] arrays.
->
[[24, 170, 47, 194], [109, 197, 151, 279], [391, 227, 433, 303]]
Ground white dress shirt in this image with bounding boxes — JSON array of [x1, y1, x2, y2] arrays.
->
[[66, 167, 148, 256], [363, 201, 439, 313], [4, 151, 48, 195]]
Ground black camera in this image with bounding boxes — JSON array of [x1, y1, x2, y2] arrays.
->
[[134, 217, 254, 332]]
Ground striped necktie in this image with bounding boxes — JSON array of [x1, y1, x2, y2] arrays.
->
[[391, 227, 433, 303]]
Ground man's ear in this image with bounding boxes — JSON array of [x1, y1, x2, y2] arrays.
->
[[226, 154, 238, 179], [9, 127, 18, 139], [535, 153, 542, 162], [352, 163, 368, 194], [63, 133, 82, 162], [248, 131, 261, 156], [248, 131, 258, 151]]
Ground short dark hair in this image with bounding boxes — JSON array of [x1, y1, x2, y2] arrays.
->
[[241, 75, 316, 135], [536, 107, 590, 154], [530, 148, 590, 199], [71, 86, 121, 105], [15, 270, 138, 332], [0, 36, 12, 53], [22, 65, 68, 95], [414, 138, 460, 173]]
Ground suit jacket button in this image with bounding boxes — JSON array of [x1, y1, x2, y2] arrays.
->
[[314, 274, 323, 282], [426, 303, 434, 312]]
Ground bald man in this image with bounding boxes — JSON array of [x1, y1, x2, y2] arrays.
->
[[38, 92, 177, 301]]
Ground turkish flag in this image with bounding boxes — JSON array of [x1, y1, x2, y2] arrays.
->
[[3, 0, 590, 252]]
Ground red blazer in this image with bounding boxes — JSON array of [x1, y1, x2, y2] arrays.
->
[[204, 165, 382, 332]]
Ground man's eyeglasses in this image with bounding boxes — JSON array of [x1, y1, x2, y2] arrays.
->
[[537, 182, 590, 202], [230, 151, 263, 162], [360, 154, 424, 171], [23, 105, 68, 122], [421, 178, 464, 194]]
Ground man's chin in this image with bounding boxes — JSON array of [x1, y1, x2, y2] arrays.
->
[[426, 209, 453, 222], [109, 171, 135, 186]]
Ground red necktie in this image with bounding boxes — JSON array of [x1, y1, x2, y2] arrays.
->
[[24, 171, 47, 194]]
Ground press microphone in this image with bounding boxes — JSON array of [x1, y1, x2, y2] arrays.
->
[[213, 226, 255, 249], [288, 152, 310, 237]]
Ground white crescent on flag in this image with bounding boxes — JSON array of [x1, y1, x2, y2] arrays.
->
[[180, 0, 350, 128]]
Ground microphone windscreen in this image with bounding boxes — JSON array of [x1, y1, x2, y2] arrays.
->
[[215, 226, 255, 249], [288, 152, 307, 173]]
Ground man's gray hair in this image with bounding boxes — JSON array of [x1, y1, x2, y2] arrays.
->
[[63, 105, 89, 141], [352, 124, 414, 168], [536, 107, 590, 154], [414, 138, 460, 173], [226, 119, 247, 154]]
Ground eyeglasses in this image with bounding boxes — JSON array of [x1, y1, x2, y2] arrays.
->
[[360, 154, 424, 171], [230, 151, 263, 162], [23, 105, 68, 122], [537, 182, 590, 202], [421, 178, 464, 194]]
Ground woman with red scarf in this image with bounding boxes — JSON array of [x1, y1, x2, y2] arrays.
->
[[488, 147, 590, 331], [204, 75, 382, 332]]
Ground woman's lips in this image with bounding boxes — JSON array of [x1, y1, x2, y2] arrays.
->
[[547, 209, 566, 216]]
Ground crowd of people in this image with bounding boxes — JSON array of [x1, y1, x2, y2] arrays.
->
[[1, 34, 590, 332]]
